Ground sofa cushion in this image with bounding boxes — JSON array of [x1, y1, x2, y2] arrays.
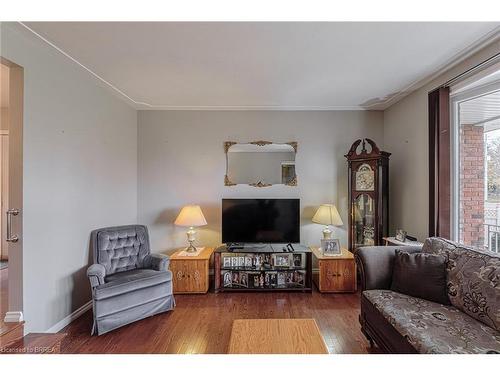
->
[[95, 268, 172, 300], [363, 289, 500, 354], [391, 250, 449, 305], [422, 237, 459, 261], [446, 246, 500, 331]]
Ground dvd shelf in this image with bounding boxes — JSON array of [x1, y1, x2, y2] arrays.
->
[[214, 247, 312, 292]]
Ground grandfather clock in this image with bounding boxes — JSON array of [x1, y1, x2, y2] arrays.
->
[[345, 139, 390, 252]]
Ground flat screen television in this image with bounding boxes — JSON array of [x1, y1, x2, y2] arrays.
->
[[222, 199, 300, 243]]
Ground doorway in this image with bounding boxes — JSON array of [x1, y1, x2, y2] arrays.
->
[[0, 57, 23, 333]]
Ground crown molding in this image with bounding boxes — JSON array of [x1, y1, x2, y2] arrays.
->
[[18, 22, 500, 112], [136, 105, 367, 111]]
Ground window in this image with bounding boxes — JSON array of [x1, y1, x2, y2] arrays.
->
[[451, 77, 500, 252]]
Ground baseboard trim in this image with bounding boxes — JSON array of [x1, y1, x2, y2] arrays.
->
[[4, 311, 24, 323], [46, 301, 92, 333]]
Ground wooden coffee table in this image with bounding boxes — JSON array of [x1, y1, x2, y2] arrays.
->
[[228, 318, 328, 354]]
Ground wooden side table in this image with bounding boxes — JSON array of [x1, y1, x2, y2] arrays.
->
[[169, 247, 214, 294], [311, 246, 356, 293]]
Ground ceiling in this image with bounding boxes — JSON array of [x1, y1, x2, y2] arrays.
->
[[23, 22, 500, 110]]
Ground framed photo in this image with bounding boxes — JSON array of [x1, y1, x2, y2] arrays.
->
[[321, 239, 341, 256], [395, 229, 407, 242], [292, 253, 303, 267], [259, 273, 265, 287], [239, 272, 248, 287], [238, 256, 245, 267], [264, 272, 271, 286], [244, 255, 253, 268], [248, 272, 260, 288], [222, 271, 232, 287], [223, 257, 231, 268], [254, 254, 263, 267], [288, 270, 306, 287], [230, 257, 238, 268], [232, 272, 240, 285], [273, 253, 291, 267], [277, 272, 286, 286], [268, 271, 277, 286]]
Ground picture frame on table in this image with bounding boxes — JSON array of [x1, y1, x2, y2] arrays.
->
[[321, 239, 341, 256], [238, 256, 245, 267], [232, 272, 240, 285], [239, 272, 248, 287], [292, 253, 303, 267], [222, 271, 232, 287], [395, 229, 407, 242], [268, 271, 277, 286], [277, 272, 286, 286], [248, 272, 260, 288], [273, 253, 291, 267]]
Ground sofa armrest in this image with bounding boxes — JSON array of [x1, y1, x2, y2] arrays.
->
[[87, 263, 106, 288], [355, 246, 422, 291], [144, 253, 170, 271]]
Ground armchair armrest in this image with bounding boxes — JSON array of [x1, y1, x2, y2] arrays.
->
[[87, 263, 106, 288], [144, 253, 170, 271], [355, 246, 422, 291]]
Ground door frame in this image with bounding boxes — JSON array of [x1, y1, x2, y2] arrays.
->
[[1, 57, 24, 323], [0, 130, 9, 261]]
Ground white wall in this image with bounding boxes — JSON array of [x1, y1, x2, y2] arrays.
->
[[1, 23, 138, 332], [383, 39, 500, 241], [138, 110, 384, 254]]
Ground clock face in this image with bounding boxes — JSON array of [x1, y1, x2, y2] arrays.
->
[[355, 164, 375, 191]]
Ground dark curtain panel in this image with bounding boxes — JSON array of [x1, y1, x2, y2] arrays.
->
[[428, 87, 450, 238]]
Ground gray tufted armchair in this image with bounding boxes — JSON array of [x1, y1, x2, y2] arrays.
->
[[87, 225, 175, 335]]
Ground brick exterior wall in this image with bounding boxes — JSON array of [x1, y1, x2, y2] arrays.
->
[[460, 125, 485, 247]]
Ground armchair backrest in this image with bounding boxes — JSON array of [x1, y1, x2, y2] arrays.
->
[[90, 225, 151, 276]]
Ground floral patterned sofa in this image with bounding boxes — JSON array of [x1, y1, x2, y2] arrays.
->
[[355, 237, 500, 354]]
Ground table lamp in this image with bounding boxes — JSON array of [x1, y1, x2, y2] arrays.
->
[[174, 205, 207, 252], [312, 204, 343, 239]]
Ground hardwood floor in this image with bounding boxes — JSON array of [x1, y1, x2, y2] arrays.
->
[[60, 290, 377, 354]]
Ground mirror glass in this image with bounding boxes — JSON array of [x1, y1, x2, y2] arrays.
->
[[225, 142, 297, 186]]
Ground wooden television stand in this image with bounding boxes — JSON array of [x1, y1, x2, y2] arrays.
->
[[214, 244, 312, 292]]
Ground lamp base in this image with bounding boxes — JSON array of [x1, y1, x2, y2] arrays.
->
[[322, 226, 332, 239], [185, 241, 197, 253], [185, 227, 197, 252]]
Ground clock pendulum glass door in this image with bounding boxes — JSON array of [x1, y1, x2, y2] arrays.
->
[[354, 194, 375, 247]]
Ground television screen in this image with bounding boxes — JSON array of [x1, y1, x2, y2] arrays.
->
[[222, 199, 300, 243]]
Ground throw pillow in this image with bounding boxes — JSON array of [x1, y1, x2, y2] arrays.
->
[[391, 250, 450, 305], [447, 246, 500, 331], [422, 237, 459, 263]]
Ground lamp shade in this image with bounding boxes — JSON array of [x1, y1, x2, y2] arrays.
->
[[174, 205, 207, 227], [312, 204, 343, 226]]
